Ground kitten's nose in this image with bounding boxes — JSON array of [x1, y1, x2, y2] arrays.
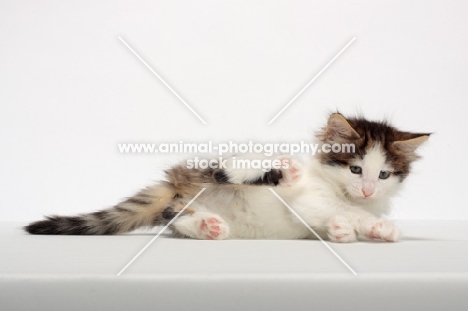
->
[[362, 188, 374, 197]]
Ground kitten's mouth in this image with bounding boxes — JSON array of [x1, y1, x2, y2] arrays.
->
[[350, 193, 372, 201]]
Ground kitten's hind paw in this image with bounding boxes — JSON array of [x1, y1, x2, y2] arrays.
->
[[173, 212, 230, 240], [199, 216, 230, 240], [327, 215, 357, 243]]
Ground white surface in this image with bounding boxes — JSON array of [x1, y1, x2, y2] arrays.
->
[[1, 221, 468, 310], [1, 1, 467, 221]]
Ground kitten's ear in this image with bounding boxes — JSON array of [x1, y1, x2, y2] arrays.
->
[[326, 113, 360, 140], [393, 135, 430, 153]]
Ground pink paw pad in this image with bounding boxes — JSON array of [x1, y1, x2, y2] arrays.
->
[[365, 220, 400, 242], [327, 216, 357, 243], [279, 157, 301, 186], [200, 218, 223, 240]]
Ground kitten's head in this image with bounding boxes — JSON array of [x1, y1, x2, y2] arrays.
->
[[316, 113, 430, 201]]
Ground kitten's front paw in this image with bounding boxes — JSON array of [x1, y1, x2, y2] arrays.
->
[[363, 219, 400, 242], [277, 156, 301, 187], [327, 215, 357, 243]]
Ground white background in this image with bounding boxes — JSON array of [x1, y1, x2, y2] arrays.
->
[[1, 0, 466, 221]]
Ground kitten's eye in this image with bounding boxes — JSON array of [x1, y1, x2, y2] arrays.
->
[[379, 171, 390, 179], [350, 166, 362, 174]]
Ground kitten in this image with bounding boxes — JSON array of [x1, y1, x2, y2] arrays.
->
[[25, 113, 430, 242]]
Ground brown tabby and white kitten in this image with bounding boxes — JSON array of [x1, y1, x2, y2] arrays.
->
[[25, 113, 430, 242]]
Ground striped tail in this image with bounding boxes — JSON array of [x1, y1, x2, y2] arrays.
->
[[24, 182, 177, 235]]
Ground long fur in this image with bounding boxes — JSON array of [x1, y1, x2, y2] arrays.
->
[[25, 113, 430, 242]]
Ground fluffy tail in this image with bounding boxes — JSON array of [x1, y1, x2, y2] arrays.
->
[[24, 182, 177, 235]]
